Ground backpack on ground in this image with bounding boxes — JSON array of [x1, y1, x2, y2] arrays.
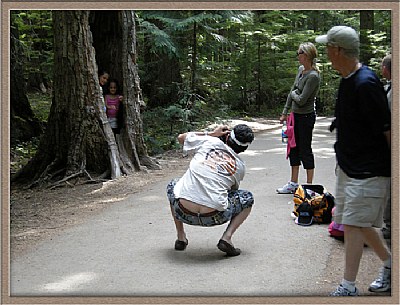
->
[[293, 184, 335, 225]]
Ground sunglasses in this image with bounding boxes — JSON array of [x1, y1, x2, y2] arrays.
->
[[297, 50, 305, 55]]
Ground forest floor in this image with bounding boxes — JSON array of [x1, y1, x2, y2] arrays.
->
[[9, 118, 277, 257]]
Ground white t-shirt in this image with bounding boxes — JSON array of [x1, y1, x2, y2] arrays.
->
[[174, 132, 246, 211], [385, 81, 392, 111]]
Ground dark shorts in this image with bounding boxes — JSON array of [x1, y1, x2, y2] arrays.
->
[[166, 178, 254, 227]]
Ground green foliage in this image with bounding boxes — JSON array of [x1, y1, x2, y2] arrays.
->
[[11, 10, 53, 90], [28, 92, 52, 122], [142, 87, 235, 155], [12, 10, 392, 157], [367, 31, 391, 75], [137, 20, 177, 57], [10, 92, 51, 172]]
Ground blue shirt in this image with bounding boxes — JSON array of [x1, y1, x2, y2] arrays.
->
[[334, 65, 391, 178]]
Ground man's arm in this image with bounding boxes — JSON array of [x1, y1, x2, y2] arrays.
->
[[177, 125, 230, 145], [384, 130, 391, 148]]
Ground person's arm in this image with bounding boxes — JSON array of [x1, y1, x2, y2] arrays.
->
[[290, 73, 320, 107], [281, 67, 303, 122], [177, 125, 230, 145], [384, 130, 391, 148], [281, 92, 293, 117]]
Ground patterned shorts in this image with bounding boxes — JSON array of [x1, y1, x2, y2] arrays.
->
[[166, 178, 254, 227]]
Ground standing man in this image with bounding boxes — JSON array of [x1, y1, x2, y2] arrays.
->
[[381, 54, 392, 240], [316, 26, 391, 296], [166, 124, 254, 256]]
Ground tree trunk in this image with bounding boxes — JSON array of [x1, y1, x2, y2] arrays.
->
[[360, 10, 374, 65], [12, 10, 159, 188], [89, 11, 123, 85], [120, 10, 160, 170]]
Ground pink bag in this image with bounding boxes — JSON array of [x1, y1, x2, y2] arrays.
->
[[328, 207, 344, 239], [286, 112, 296, 159], [328, 221, 344, 238]]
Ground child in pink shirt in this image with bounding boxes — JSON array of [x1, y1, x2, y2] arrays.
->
[[105, 79, 123, 134]]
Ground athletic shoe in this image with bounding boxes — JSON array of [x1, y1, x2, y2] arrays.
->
[[381, 227, 391, 239], [276, 181, 298, 194], [369, 267, 391, 292], [329, 284, 359, 296]]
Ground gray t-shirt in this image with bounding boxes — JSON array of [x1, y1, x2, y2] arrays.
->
[[174, 133, 245, 211], [282, 65, 320, 115]]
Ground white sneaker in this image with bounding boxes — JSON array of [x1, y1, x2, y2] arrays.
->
[[276, 181, 298, 194], [369, 267, 391, 292], [330, 284, 359, 296]]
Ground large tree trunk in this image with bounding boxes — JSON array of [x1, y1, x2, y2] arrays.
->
[[89, 11, 123, 85], [360, 10, 374, 65], [120, 10, 160, 170], [12, 10, 159, 188], [10, 15, 42, 146]]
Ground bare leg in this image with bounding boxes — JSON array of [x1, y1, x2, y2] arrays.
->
[[343, 225, 365, 282], [291, 165, 300, 183], [169, 205, 187, 242], [343, 225, 391, 282], [362, 227, 391, 261], [306, 168, 314, 184], [221, 207, 252, 246]]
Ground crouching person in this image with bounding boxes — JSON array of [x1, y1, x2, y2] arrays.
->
[[166, 124, 254, 256]]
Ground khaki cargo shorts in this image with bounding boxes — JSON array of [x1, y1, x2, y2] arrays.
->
[[334, 166, 390, 228]]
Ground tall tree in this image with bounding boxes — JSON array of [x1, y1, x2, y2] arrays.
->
[[12, 10, 159, 188]]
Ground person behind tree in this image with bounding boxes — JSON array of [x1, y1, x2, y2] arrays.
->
[[166, 124, 254, 256], [105, 79, 123, 134], [98, 70, 109, 95], [316, 26, 391, 296], [277, 42, 321, 194]]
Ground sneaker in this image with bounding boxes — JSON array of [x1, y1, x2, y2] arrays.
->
[[381, 227, 391, 239], [276, 181, 298, 194], [329, 284, 359, 296], [369, 267, 391, 292]]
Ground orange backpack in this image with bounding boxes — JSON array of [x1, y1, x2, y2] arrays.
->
[[293, 184, 335, 224]]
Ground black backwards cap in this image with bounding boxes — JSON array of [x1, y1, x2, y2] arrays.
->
[[228, 124, 254, 153]]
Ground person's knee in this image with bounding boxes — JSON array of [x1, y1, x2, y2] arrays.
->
[[166, 178, 179, 204], [241, 190, 254, 209]]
